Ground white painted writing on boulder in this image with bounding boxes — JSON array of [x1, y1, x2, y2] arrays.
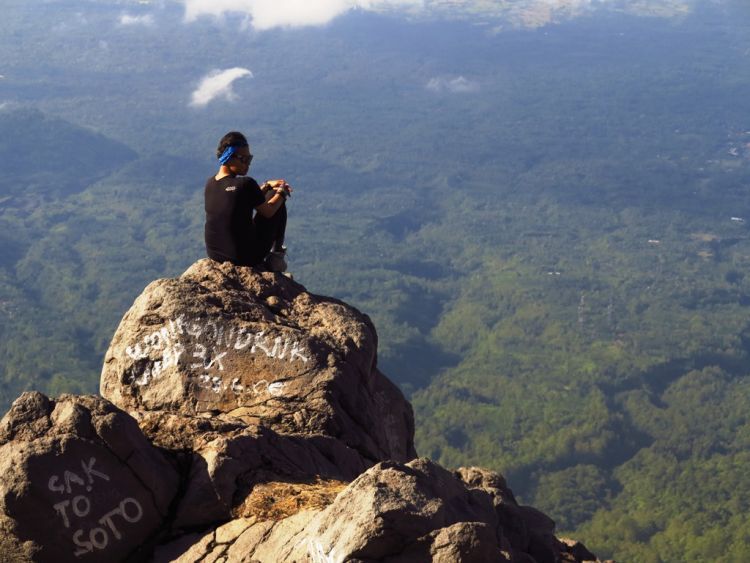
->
[[48, 456, 110, 495], [47, 457, 145, 558], [123, 315, 309, 393], [72, 498, 144, 557], [190, 375, 287, 397], [299, 538, 339, 563]]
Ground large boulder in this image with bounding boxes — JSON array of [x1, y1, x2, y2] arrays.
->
[[100, 259, 415, 464], [0, 392, 179, 563], [280, 458, 510, 562]]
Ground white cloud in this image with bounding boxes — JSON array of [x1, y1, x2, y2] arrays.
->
[[119, 14, 155, 26], [426, 76, 480, 94], [179, 0, 694, 31], [182, 0, 423, 30], [536, 0, 593, 7], [190, 67, 253, 107]]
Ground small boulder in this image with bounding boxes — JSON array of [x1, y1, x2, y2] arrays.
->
[[560, 537, 599, 562], [456, 466, 529, 553], [0, 392, 179, 563]]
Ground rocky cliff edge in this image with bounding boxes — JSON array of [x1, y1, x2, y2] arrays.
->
[[0, 259, 607, 563]]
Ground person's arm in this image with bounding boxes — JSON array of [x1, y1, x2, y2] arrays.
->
[[255, 180, 292, 218], [255, 189, 286, 218]]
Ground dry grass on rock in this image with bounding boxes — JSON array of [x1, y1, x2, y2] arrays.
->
[[233, 478, 348, 521]]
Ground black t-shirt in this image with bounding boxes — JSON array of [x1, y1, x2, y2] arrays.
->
[[204, 175, 265, 266]]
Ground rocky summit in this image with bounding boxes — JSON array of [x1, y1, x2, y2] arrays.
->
[[0, 259, 608, 562]]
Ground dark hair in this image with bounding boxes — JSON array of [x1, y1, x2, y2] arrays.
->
[[216, 131, 248, 159]]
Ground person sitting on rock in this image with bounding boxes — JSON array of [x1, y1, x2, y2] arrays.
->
[[204, 131, 291, 271]]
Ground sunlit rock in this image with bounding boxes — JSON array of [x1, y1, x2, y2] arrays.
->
[[0, 393, 178, 563], [0, 260, 605, 562], [100, 258, 416, 464]]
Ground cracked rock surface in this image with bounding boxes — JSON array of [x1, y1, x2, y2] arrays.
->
[[0, 392, 179, 563], [0, 261, 607, 562], [134, 411, 369, 529], [156, 459, 606, 563], [100, 259, 416, 464]]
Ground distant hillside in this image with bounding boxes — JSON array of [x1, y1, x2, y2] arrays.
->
[[0, 107, 137, 195], [1, 2, 750, 561]]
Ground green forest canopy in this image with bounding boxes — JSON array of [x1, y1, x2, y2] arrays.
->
[[1, 2, 750, 560]]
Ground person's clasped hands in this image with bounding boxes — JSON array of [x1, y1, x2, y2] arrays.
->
[[263, 179, 293, 199]]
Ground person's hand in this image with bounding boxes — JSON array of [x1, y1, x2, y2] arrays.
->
[[264, 179, 291, 196], [272, 180, 293, 199]]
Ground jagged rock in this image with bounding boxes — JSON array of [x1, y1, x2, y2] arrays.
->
[[157, 458, 600, 563], [456, 466, 529, 552], [134, 411, 368, 528], [100, 259, 415, 464], [560, 538, 599, 562], [0, 261, 606, 563], [520, 506, 559, 563], [391, 522, 509, 563], [0, 392, 179, 563], [289, 458, 503, 562]]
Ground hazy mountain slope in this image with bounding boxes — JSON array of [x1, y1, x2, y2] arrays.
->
[[0, 108, 137, 194], [0, 109, 207, 406], [1, 2, 750, 561]]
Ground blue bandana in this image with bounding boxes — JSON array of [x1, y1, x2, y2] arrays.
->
[[218, 146, 237, 165], [218, 142, 248, 165]]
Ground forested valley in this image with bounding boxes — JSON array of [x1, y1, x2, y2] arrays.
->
[[2, 1, 750, 560]]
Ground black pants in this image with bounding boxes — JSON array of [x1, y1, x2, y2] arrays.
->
[[251, 202, 286, 264]]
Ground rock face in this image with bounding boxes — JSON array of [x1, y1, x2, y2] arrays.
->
[[0, 392, 179, 563], [100, 259, 415, 464], [0, 260, 608, 563], [155, 459, 602, 563], [135, 411, 369, 529]]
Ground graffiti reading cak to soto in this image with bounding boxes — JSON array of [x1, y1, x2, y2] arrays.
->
[[47, 457, 146, 558]]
